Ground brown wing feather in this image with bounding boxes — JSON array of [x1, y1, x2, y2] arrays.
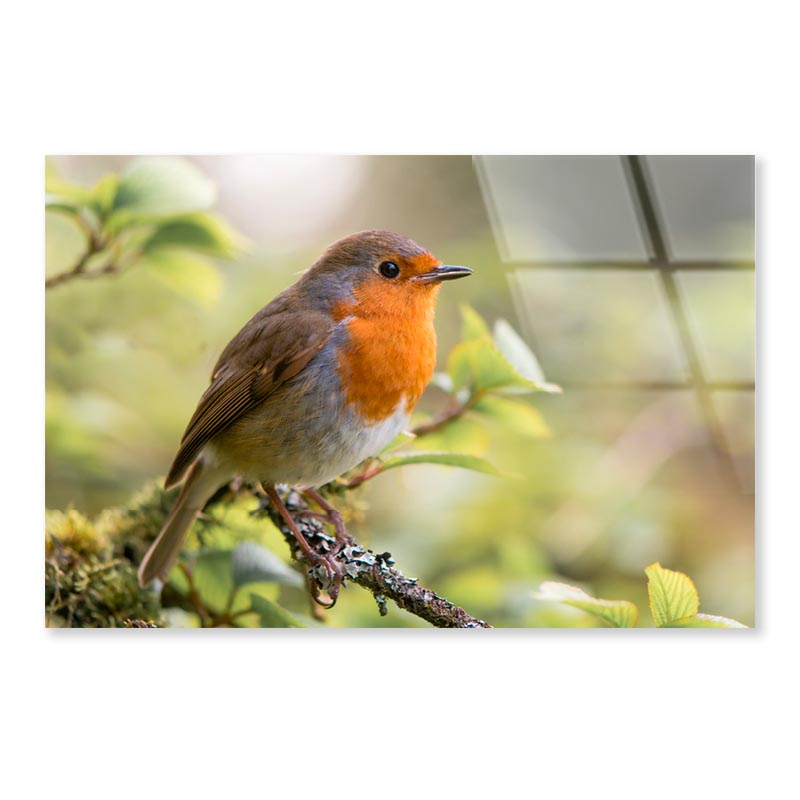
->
[[165, 305, 332, 488]]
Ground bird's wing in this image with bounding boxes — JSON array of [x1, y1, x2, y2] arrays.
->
[[164, 308, 332, 488]]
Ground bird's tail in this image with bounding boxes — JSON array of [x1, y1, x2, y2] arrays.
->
[[137, 459, 226, 587]]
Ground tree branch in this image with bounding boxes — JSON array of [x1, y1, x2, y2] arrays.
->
[[254, 487, 491, 629], [410, 402, 467, 436], [408, 389, 486, 437], [45, 224, 139, 290]]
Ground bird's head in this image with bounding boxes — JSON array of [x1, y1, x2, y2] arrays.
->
[[302, 230, 472, 319]]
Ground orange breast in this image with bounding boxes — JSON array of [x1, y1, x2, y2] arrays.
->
[[332, 280, 439, 423]]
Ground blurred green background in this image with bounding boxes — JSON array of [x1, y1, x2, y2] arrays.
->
[[45, 155, 755, 627]]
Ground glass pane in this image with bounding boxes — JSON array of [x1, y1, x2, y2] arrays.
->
[[647, 155, 755, 261], [675, 271, 755, 381], [534, 389, 710, 567], [476, 156, 648, 261], [712, 390, 755, 492], [509, 269, 686, 381]]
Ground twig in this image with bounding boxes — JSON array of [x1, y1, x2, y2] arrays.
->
[[410, 402, 467, 437], [45, 225, 105, 289], [409, 389, 486, 437], [45, 222, 140, 289], [45, 254, 135, 289], [341, 461, 384, 489], [256, 488, 491, 629]]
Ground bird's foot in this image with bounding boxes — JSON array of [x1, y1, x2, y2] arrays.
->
[[295, 509, 354, 552], [295, 503, 354, 608], [305, 550, 348, 608], [299, 488, 353, 547], [262, 483, 354, 609]]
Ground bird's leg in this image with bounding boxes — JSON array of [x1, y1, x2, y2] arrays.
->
[[300, 487, 354, 552], [263, 483, 344, 608]]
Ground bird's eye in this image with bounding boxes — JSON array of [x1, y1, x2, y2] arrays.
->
[[378, 261, 400, 279]]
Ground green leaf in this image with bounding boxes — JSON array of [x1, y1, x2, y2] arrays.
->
[[139, 251, 223, 309], [670, 613, 748, 629], [249, 593, 303, 628], [380, 450, 507, 477], [411, 413, 489, 455], [192, 550, 235, 614], [460, 304, 492, 341], [535, 581, 638, 627], [450, 308, 560, 398], [88, 173, 118, 219], [448, 338, 539, 394], [472, 394, 552, 438], [492, 319, 547, 384], [111, 157, 216, 221], [645, 562, 700, 627], [231, 541, 303, 588], [449, 307, 561, 397], [143, 212, 243, 258], [166, 563, 190, 595], [45, 194, 82, 216], [45, 174, 91, 205]]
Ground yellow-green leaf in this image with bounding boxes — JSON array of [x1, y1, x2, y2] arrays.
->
[[535, 581, 638, 627], [88, 173, 118, 218], [250, 593, 303, 628], [411, 414, 489, 455], [231, 541, 302, 588], [449, 337, 561, 397], [645, 562, 700, 627], [192, 550, 235, 615], [380, 451, 507, 477], [448, 338, 534, 394], [460, 304, 492, 341], [140, 251, 223, 309], [45, 175, 91, 205], [143, 212, 244, 259], [45, 194, 82, 215], [472, 394, 552, 438], [670, 613, 748, 629], [111, 157, 216, 219], [493, 318, 547, 384], [166, 562, 190, 595]]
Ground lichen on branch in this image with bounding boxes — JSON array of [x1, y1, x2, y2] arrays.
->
[[255, 488, 491, 629]]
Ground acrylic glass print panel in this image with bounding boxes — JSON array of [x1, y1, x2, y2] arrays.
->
[[44, 155, 755, 628]]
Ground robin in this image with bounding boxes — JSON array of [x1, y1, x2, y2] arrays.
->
[[137, 230, 472, 604]]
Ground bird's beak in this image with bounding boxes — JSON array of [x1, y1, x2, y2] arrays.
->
[[414, 265, 473, 283]]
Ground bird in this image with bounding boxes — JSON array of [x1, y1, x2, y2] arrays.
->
[[137, 229, 472, 604]]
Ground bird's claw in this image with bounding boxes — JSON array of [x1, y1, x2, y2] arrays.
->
[[293, 502, 355, 607], [296, 505, 351, 546], [307, 549, 348, 608]]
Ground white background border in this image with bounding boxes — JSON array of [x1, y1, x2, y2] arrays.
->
[[3, 2, 794, 798]]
